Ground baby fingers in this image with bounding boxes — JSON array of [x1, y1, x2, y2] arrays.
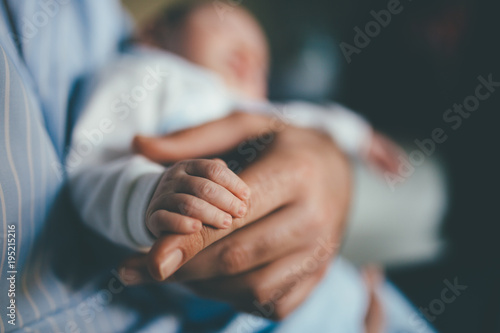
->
[[162, 193, 234, 229], [174, 174, 247, 219], [147, 210, 203, 236], [183, 159, 250, 201]]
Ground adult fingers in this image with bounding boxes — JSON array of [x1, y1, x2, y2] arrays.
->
[[174, 203, 336, 281], [187, 253, 329, 320], [120, 147, 306, 283]]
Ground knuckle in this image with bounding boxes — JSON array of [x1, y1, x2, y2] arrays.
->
[[199, 181, 217, 199], [172, 160, 187, 172], [229, 197, 241, 214], [228, 177, 239, 193], [254, 233, 277, 258], [158, 170, 171, 183], [207, 163, 227, 182], [197, 225, 218, 248], [187, 230, 206, 254], [180, 198, 199, 216], [218, 243, 249, 275]]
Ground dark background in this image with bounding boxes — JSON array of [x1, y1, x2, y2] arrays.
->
[[243, 0, 500, 331]]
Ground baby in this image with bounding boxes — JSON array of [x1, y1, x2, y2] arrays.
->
[[69, 1, 402, 250], [127, 0, 403, 238], [67, 1, 431, 332], [137, 0, 402, 172]]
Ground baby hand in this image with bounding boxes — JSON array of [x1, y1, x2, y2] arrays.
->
[[145, 159, 250, 237]]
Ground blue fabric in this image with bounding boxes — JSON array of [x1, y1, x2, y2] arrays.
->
[[5, 0, 130, 158], [0, 1, 435, 332], [0, 1, 143, 332]]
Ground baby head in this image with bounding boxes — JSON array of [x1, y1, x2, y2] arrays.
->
[[141, 1, 269, 100]]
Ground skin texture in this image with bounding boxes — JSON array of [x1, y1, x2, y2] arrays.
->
[[145, 158, 250, 235], [120, 115, 352, 320]]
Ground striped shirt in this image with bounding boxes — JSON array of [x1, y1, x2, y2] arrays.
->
[[0, 1, 147, 331]]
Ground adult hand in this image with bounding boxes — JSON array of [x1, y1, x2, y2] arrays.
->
[[121, 113, 352, 319]]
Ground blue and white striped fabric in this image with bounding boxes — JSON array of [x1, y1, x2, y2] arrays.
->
[[0, 1, 146, 332], [0, 1, 435, 332]]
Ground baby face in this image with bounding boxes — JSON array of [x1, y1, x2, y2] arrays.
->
[[167, 3, 269, 100]]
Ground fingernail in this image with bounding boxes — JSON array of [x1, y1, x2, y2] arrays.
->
[[242, 189, 251, 200], [160, 249, 183, 280], [238, 202, 247, 216], [223, 214, 232, 228], [118, 267, 142, 286]]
